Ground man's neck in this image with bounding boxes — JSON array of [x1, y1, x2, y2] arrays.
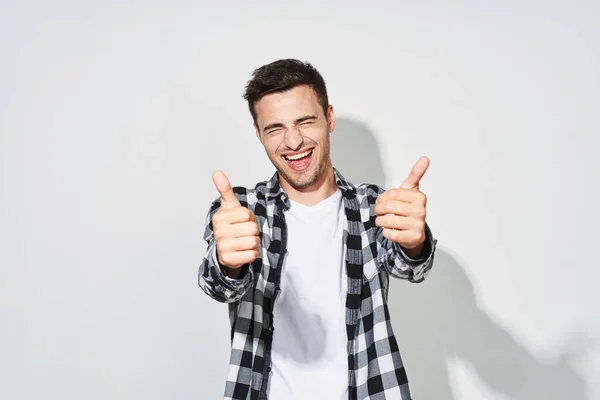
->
[[279, 165, 338, 206]]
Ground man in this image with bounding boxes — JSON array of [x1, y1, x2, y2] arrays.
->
[[199, 59, 437, 400]]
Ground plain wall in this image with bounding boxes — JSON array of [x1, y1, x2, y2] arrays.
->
[[1, 1, 599, 399]]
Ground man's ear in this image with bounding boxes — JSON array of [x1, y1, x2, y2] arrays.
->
[[254, 123, 261, 139], [327, 105, 336, 133]]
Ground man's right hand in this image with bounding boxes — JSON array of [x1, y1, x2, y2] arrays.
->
[[211, 170, 260, 276]]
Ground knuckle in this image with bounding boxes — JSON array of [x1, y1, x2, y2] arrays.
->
[[413, 231, 423, 243], [220, 252, 231, 265], [213, 229, 224, 241], [233, 209, 246, 223], [212, 212, 224, 224], [215, 225, 232, 241], [217, 238, 230, 251]]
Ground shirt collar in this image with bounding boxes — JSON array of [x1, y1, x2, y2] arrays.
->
[[264, 167, 357, 205]]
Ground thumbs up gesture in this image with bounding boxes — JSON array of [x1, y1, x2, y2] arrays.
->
[[211, 170, 260, 275], [375, 157, 430, 257]]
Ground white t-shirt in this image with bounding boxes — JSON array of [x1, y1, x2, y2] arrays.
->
[[267, 189, 348, 399]]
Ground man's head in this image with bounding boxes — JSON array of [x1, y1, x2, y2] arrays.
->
[[243, 59, 335, 192]]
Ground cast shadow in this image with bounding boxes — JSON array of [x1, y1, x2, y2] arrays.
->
[[330, 117, 587, 399]]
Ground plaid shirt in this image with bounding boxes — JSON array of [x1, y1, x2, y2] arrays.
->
[[199, 169, 437, 400]]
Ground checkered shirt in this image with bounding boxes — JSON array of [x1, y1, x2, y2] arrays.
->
[[199, 168, 437, 400]]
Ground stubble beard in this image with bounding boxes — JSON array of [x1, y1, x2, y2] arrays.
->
[[275, 135, 331, 191]]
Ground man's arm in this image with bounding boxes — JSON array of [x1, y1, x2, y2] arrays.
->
[[198, 234, 253, 304], [374, 156, 437, 282], [198, 171, 258, 303]]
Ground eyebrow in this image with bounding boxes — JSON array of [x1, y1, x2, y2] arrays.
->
[[262, 115, 318, 132]]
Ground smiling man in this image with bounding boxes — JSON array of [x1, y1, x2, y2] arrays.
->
[[198, 59, 437, 400]]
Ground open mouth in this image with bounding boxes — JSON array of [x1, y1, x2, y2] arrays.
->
[[283, 149, 313, 172]]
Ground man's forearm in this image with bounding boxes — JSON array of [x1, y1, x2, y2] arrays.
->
[[401, 242, 425, 260]]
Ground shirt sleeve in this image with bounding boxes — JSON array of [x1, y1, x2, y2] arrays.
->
[[377, 222, 437, 283]]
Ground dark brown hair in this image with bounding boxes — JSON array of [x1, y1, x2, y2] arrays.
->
[[243, 59, 329, 124]]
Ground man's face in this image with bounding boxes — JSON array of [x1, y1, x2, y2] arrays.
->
[[254, 85, 335, 191]]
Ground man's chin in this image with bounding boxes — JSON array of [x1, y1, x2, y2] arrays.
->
[[278, 168, 318, 190], [290, 179, 318, 190]]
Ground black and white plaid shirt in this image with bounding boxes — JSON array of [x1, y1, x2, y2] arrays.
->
[[199, 168, 437, 400]]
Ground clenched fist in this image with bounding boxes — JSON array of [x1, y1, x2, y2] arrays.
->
[[211, 170, 260, 277], [375, 157, 430, 259]]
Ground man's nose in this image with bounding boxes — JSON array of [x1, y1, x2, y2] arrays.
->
[[283, 127, 304, 150]]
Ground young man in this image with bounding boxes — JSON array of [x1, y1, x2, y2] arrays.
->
[[199, 59, 437, 400]]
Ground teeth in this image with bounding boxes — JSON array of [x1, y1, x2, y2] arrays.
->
[[285, 150, 311, 161]]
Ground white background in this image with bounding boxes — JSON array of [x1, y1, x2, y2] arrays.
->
[[1, 1, 599, 399]]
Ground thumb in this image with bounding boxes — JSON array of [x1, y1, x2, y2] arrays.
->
[[400, 156, 430, 190], [212, 170, 241, 209]]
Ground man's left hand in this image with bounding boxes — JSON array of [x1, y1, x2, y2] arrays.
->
[[375, 156, 430, 259]]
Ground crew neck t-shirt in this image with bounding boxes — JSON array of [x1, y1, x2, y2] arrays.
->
[[267, 189, 349, 399]]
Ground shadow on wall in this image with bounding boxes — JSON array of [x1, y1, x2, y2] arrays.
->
[[331, 117, 588, 400]]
